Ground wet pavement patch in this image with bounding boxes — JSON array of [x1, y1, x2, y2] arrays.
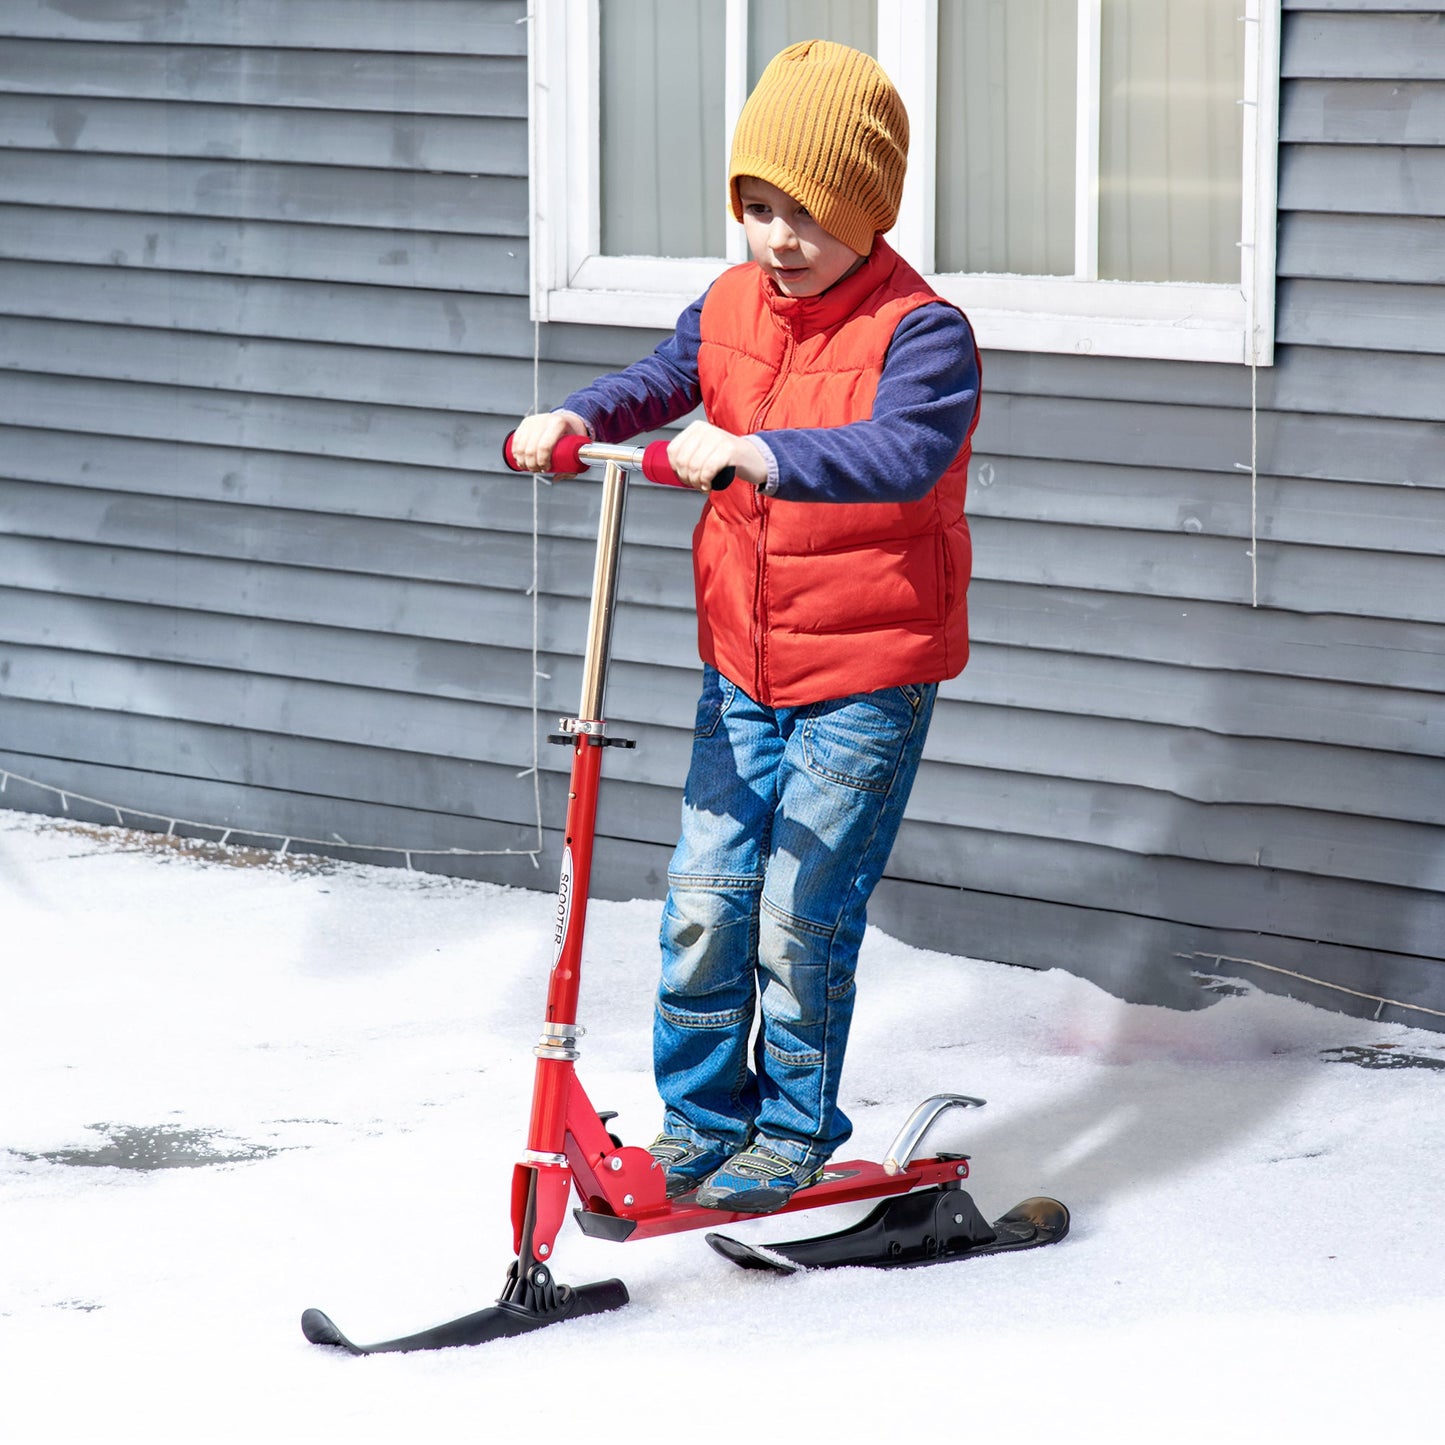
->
[[1320, 1045, 1445, 1072], [1191, 972, 1253, 999], [14, 1122, 284, 1170]]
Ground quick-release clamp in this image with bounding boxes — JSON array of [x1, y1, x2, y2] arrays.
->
[[548, 717, 636, 749], [534, 1021, 585, 1062]]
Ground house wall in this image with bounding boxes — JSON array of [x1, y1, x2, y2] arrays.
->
[[0, 0, 1440, 1028]]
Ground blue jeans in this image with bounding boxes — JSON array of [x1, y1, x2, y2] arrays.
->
[[655, 666, 937, 1175]]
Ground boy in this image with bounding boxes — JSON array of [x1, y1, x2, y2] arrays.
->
[[509, 40, 980, 1212]]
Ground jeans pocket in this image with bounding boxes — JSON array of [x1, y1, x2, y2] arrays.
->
[[692, 666, 736, 740], [799, 685, 926, 793]]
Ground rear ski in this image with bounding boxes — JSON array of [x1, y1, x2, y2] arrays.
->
[[706, 1187, 1070, 1273]]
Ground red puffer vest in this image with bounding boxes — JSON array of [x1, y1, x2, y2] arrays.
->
[[693, 236, 977, 707]]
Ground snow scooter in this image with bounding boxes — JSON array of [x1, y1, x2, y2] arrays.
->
[[301, 436, 1069, 1355]]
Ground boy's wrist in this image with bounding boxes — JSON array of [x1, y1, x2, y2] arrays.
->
[[743, 435, 779, 494], [552, 408, 594, 441]]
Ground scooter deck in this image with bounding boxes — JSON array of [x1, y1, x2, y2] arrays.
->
[[573, 1153, 969, 1242]]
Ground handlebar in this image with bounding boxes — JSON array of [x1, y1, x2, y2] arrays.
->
[[503, 432, 734, 491]]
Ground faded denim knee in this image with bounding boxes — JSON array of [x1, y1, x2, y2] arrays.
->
[[654, 880, 761, 1151]]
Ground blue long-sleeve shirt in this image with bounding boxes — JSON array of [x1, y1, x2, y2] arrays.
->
[[559, 287, 979, 504]]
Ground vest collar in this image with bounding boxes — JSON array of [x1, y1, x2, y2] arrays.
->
[[759, 234, 901, 334]]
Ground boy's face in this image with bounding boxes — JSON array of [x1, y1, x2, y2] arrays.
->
[[737, 177, 866, 298]]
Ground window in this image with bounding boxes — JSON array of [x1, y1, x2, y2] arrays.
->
[[529, 0, 1279, 364]]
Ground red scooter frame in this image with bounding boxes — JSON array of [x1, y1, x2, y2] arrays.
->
[[301, 437, 1063, 1356]]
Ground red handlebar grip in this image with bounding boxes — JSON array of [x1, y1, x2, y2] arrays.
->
[[640, 440, 682, 488], [550, 433, 589, 474], [500, 430, 591, 475], [641, 440, 734, 491], [504, 431, 733, 488]]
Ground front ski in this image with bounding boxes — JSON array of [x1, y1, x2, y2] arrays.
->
[[301, 1274, 629, 1355], [705, 1186, 1068, 1273]]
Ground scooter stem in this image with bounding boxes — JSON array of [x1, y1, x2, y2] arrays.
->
[[527, 460, 630, 1153], [578, 460, 629, 723]]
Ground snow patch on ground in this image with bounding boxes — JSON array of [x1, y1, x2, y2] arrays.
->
[[2, 810, 1440, 1443]]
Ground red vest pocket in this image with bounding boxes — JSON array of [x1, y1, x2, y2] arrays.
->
[[767, 532, 944, 637]]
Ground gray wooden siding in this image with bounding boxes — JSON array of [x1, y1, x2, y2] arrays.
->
[[925, 2, 1445, 1021], [944, 1, 1445, 1021], [0, 0, 555, 882], [1, 2, 1441, 1030]]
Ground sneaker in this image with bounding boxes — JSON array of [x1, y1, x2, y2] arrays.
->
[[694, 1142, 823, 1214], [647, 1134, 734, 1199]]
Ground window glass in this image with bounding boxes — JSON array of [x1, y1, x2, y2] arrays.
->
[[1099, 0, 1244, 283], [600, 0, 726, 257], [935, 0, 1077, 276], [563, 0, 1269, 360], [747, 0, 878, 85]]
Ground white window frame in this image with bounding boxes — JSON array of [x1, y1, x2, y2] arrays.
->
[[529, 0, 1279, 365]]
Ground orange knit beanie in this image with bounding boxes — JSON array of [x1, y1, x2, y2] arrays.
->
[[728, 40, 909, 256]]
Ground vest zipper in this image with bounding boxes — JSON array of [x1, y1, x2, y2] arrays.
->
[[747, 329, 794, 701]]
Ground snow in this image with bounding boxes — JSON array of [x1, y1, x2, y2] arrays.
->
[[2, 807, 1440, 1444]]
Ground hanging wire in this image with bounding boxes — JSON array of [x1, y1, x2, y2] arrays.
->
[[1233, 277, 1261, 607], [1190, 951, 1445, 1025], [519, 313, 548, 866], [1235, 3, 1262, 609], [0, 767, 542, 863]]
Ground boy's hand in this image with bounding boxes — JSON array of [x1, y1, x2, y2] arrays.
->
[[668, 421, 768, 491], [510, 410, 589, 472]]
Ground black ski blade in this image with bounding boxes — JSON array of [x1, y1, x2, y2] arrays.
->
[[300, 1278, 630, 1355], [301, 1308, 363, 1352], [707, 1188, 1069, 1273], [705, 1233, 804, 1274], [985, 1196, 1071, 1253]]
